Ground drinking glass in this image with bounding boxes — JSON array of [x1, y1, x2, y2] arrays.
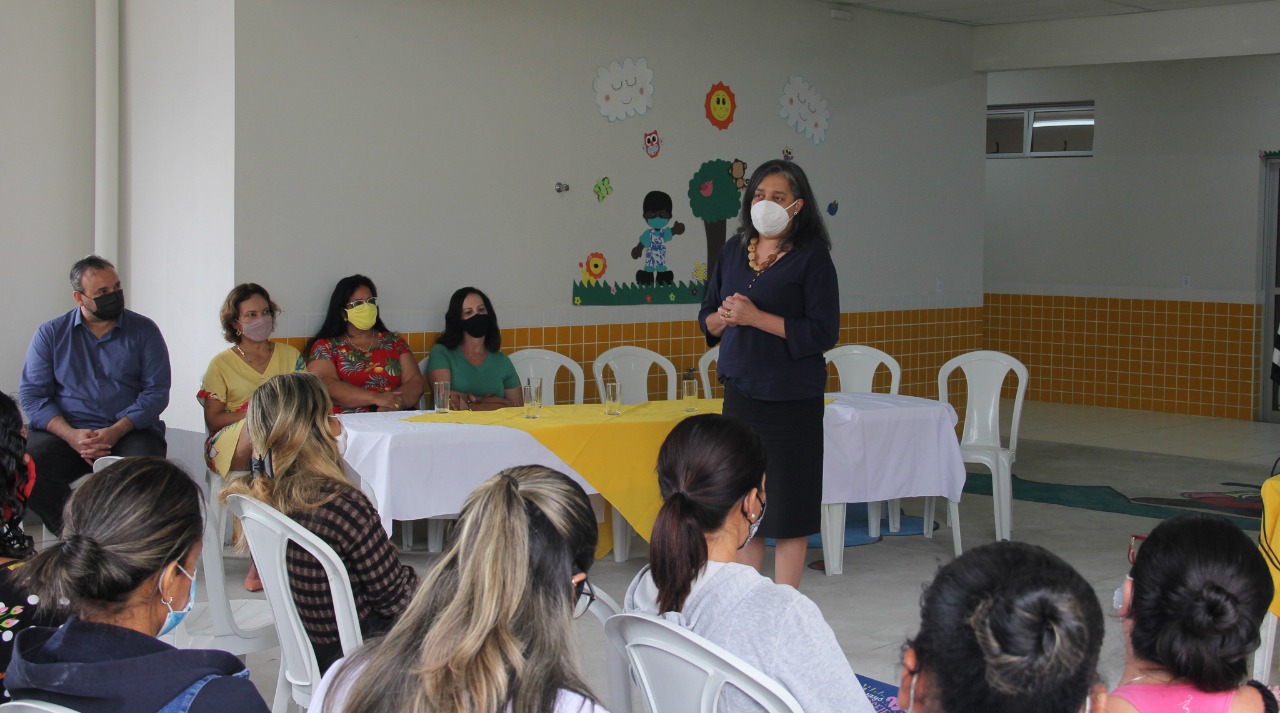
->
[[433, 381, 451, 414], [523, 378, 542, 419], [682, 379, 699, 412], [603, 382, 622, 416]]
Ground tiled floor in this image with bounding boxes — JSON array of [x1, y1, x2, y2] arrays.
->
[[223, 401, 1280, 708]]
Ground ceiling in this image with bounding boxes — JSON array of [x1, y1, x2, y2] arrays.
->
[[825, 0, 1273, 26]]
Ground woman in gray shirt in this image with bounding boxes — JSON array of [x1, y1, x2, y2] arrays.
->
[[624, 414, 872, 713]]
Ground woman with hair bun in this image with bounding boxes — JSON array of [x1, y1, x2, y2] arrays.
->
[[901, 541, 1106, 713], [1112, 513, 1276, 713], [6, 457, 269, 712], [311, 465, 607, 713], [625, 414, 872, 713]]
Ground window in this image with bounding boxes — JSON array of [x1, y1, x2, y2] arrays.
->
[[987, 103, 1093, 158]]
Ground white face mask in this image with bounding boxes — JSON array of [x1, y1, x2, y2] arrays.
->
[[750, 199, 798, 237]]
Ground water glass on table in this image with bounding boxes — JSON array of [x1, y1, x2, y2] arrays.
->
[[523, 377, 543, 419], [682, 379, 699, 412], [433, 381, 451, 414], [603, 381, 622, 416]]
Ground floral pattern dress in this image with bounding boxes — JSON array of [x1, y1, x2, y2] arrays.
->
[[308, 333, 412, 413]]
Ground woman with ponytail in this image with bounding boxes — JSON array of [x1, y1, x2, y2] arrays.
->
[[1111, 513, 1276, 713], [309, 465, 607, 713], [222, 371, 417, 674], [7, 457, 268, 712], [624, 414, 872, 712], [901, 541, 1106, 713]]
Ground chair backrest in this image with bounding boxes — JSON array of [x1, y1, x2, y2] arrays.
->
[[584, 587, 632, 713], [592, 346, 678, 404], [224, 494, 363, 708], [509, 348, 585, 405], [937, 350, 1028, 452], [91, 455, 123, 473], [418, 356, 431, 409], [605, 613, 804, 713], [0, 702, 84, 713], [824, 345, 901, 395], [697, 346, 719, 399]]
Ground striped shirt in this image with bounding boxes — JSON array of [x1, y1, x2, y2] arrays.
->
[[286, 484, 418, 646]]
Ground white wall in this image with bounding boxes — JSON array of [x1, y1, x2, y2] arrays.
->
[[232, 0, 987, 336], [120, 0, 236, 433], [985, 54, 1280, 302], [0, 1, 95, 398]]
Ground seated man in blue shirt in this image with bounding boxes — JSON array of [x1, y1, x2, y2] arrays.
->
[[18, 255, 171, 535]]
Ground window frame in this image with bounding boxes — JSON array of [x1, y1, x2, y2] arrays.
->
[[987, 102, 1094, 159]]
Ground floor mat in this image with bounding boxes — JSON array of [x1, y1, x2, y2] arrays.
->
[[962, 471, 1257, 530]]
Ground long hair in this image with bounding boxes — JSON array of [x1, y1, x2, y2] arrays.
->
[[305, 275, 390, 355], [328, 466, 599, 713], [221, 372, 352, 515], [219, 283, 282, 344], [649, 414, 765, 613], [436, 286, 502, 353], [0, 393, 31, 558], [737, 159, 831, 252], [906, 541, 1103, 713], [16, 457, 202, 618], [1128, 513, 1272, 691]]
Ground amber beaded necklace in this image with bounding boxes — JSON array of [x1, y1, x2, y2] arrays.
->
[[747, 237, 785, 289]]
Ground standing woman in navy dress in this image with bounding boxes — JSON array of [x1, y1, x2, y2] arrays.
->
[[698, 159, 838, 589]]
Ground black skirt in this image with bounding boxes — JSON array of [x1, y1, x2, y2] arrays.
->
[[723, 382, 824, 539]]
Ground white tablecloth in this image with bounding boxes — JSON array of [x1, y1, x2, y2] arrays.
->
[[338, 410, 598, 533], [821, 392, 967, 505]]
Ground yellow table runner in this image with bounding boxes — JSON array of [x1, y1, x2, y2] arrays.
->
[[406, 400, 723, 557]]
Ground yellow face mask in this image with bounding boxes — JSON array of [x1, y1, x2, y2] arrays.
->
[[346, 303, 378, 331]]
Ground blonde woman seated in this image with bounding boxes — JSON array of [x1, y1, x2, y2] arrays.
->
[[223, 372, 418, 673], [1112, 513, 1276, 713], [199, 283, 301, 478], [625, 413, 873, 713], [309, 466, 608, 713], [901, 541, 1106, 713]]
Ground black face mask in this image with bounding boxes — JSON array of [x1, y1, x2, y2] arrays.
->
[[462, 313, 491, 339], [87, 290, 124, 321]]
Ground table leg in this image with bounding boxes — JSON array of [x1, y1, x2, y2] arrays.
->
[[820, 503, 846, 576], [887, 498, 902, 532], [867, 502, 881, 539]]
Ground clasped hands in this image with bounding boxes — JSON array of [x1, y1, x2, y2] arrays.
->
[[717, 293, 760, 328], [66, 426, 123, 464]]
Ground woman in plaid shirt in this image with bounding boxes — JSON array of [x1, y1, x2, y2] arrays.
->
[[224, 372, 418, 672]]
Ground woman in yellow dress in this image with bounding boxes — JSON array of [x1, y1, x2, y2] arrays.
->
[[199, 284, 302, 478]]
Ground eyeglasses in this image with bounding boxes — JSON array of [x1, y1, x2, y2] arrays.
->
[[345, 297, 378, 309], [571, 576, 596, 620], [1128, 534, 1147, 565]]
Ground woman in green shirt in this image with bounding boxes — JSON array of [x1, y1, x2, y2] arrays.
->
[[426, 287, 521, 411]]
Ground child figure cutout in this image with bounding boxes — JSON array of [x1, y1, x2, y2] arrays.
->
[[631, 190, 685, 287]]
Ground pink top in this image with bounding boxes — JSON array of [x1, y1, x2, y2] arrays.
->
[[1111, 683, 1235, 713]]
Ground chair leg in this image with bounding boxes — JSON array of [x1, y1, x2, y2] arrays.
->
[[998, 459, 1014, 541], [922, 497, 935, 539], [887, 498, 902, 532], [820, 503, 846, 576], [989, 466, 1006, 542], [612, 507, 632, 562], [271, 665, 291, 713], [867, 502, 882, 539], [948, 500, 962, 556], [427, 519, 446, 552], [1255, 611, 1278, 685]]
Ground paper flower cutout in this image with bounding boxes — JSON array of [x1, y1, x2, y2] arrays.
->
[[779, 76, 829, 144]]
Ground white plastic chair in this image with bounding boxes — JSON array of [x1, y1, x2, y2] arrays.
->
[[605, 613, 803, 713], [592, 346, 678, 405], [40, 456, 125, 542], [510, 348, 585, 405], [164, 471, 281, 692], [936, 350, 1028, 548], [582, 586, 632, 713], [590, 346, 678, 562], [1255, 611, 1277, 684], [697, 346, 719, 399], [0, 702, 84, 712], [225, 494, 363, 713], [822, 345, 904, 542]]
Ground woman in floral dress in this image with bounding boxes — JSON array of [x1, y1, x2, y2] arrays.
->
[[306, 275, 424, 414]]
